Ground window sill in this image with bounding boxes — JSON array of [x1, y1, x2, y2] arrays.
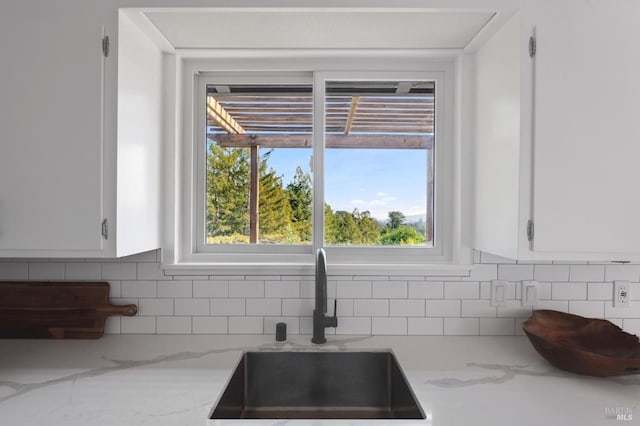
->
[[160, 260, 473, 277]]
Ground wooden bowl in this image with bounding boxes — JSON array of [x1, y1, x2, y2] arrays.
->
[[522, 310, 640, 377]]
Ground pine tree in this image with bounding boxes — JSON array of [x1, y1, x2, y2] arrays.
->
[[286, 166, 312, 242], [258, 150, 295, 243], [206, 142, 249, 241]]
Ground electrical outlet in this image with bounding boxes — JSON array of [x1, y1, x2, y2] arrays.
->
[[491, 280, 508, 307], [614, 281, 630, 308], [522, 280, 538, 307]]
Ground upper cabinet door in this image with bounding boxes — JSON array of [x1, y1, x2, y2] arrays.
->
[[531, 0, 640, 254], [0, 0, 112, 253]]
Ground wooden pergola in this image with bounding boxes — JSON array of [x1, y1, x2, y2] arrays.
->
[[206, 83, 435, 243]]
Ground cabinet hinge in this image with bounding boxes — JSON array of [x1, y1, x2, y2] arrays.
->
[[101, 218, 109, 240], [528, 36, 536, 58], [102, 35, 110, 58], [527, 220, 534, 242]]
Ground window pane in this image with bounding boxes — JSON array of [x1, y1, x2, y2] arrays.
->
[[324, 81, 434, 247], [205, 84, 313, 245]]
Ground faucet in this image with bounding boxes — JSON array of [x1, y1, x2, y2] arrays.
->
[[311, 248, 338, 344]]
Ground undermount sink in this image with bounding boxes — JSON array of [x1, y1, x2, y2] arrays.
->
[[209, 351, 425, 420]]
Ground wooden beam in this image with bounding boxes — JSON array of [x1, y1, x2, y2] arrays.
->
[[345, 96, 360, 134], [211, 134, 434, 149], [206, 97, 245, 134], [249, 145, 259, 244]]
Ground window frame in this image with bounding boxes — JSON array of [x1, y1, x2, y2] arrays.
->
[[171, 54, 460, 271]]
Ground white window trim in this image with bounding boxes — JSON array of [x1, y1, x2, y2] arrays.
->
[[162, 52, 472, 274]]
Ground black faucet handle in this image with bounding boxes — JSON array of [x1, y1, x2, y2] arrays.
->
[[332, 299, 337, 318]]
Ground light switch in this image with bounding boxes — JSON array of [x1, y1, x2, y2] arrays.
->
[[491, 280, 508, 307]]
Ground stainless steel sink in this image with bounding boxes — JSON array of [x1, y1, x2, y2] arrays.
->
[[209, 351, 425, 420]]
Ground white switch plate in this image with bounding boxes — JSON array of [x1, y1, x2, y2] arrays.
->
[[614, 280, 630, 308], [521, 280, 538, 307], [491, 280, 508, 307]]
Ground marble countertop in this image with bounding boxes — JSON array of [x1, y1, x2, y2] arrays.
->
[[0, 335, 638, 426]]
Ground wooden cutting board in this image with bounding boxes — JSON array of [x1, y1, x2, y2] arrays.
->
[[0, 281, 137, 339]]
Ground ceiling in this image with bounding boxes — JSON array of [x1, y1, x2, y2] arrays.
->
[[143, 9, 495, 49]]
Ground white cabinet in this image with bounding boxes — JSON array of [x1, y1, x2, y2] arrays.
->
[[473, 0, 640, 261], [0, 1, 161, 258]]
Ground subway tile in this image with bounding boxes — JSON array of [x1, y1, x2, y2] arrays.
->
[[568, 301, 604, 318], [121, 316, 156, 334], [193, 280, 228, 298], [28, 262, 65, 280], [480, 318, 515, 335], [480, 252, 516, 264], [425, 300, 461, 317], [354, 275, 388, 281], [390, 300, 425, 317], [534, 265, 570, 282], [632, 283, 640, 300], [587, 283, 613, 301], [536, 300, 569, 312], [108, 281, 121, 298], [104, 317, 120, 334], [0, 263, 28, 280], [335, 298, 354, 317], [121, 280, 156, 298], [569, 265, 605, 282], [354, 299, 389, 317], [157, 280, 192, 298], [336, 317, 371, 335], [465, 264, 498, 281], [337, 281, 371, 299], [137, 263, 171, 280], [536, 282, 552, 300], [65, 263, 100, 280], [622, 319, 640, 335], [605, 265, 640, 282], [444, 282, 479, 299], [193, 317, 228, 334], [175, 298, 210, 316], [282, 299, 313, 316], [498, 264, 534, 281], [552, 282, 587, 300], [461, 300, 497, 318], [372, 281, 407, 299], [228, 317, 263, 334], [480, 281, 491, 299], [265, 281, 300, 298], [299, 280, 315, 298], [211, 298, 245, 316], [172, 275, 210, 280], [408, 282, 443, 299], [264, 317, 300, 335], [372, 317, 407, 335], [101, 263, 137, 280], [604, 301, 640, 319], [299, 316, 313, 334], [497, 300, 532, 318], [138, 298, 173, 316], [246, 299, 282, 316], [157, 316, 191, 334], [444, 318, 479, 335], [228, 280, 264, 298], [408, 318, 443, 335]]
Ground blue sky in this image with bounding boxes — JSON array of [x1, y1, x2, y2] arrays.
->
[[264, 148, 427, 221]]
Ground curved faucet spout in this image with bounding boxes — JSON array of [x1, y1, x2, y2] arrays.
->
[[312, 248, 337, 344], [315, 248, 328, 313]]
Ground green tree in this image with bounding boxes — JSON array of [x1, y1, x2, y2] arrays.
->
[[330, 210, 362, 244], [206, 142, 249, 240], [286, 166, 312, 242], [379, 226, 426, 245], [387, 211, 406, 230], [258, 150, 295, 242], [352, 209, 382, 244]]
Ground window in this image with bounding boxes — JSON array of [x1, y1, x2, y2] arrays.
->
[[175, 60, 458, 269]]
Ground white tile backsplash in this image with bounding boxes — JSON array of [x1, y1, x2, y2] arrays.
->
[[2, 248, 639, 337]]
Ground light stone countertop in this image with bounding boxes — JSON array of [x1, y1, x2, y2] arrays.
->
[[0, 335, 638, 426]]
